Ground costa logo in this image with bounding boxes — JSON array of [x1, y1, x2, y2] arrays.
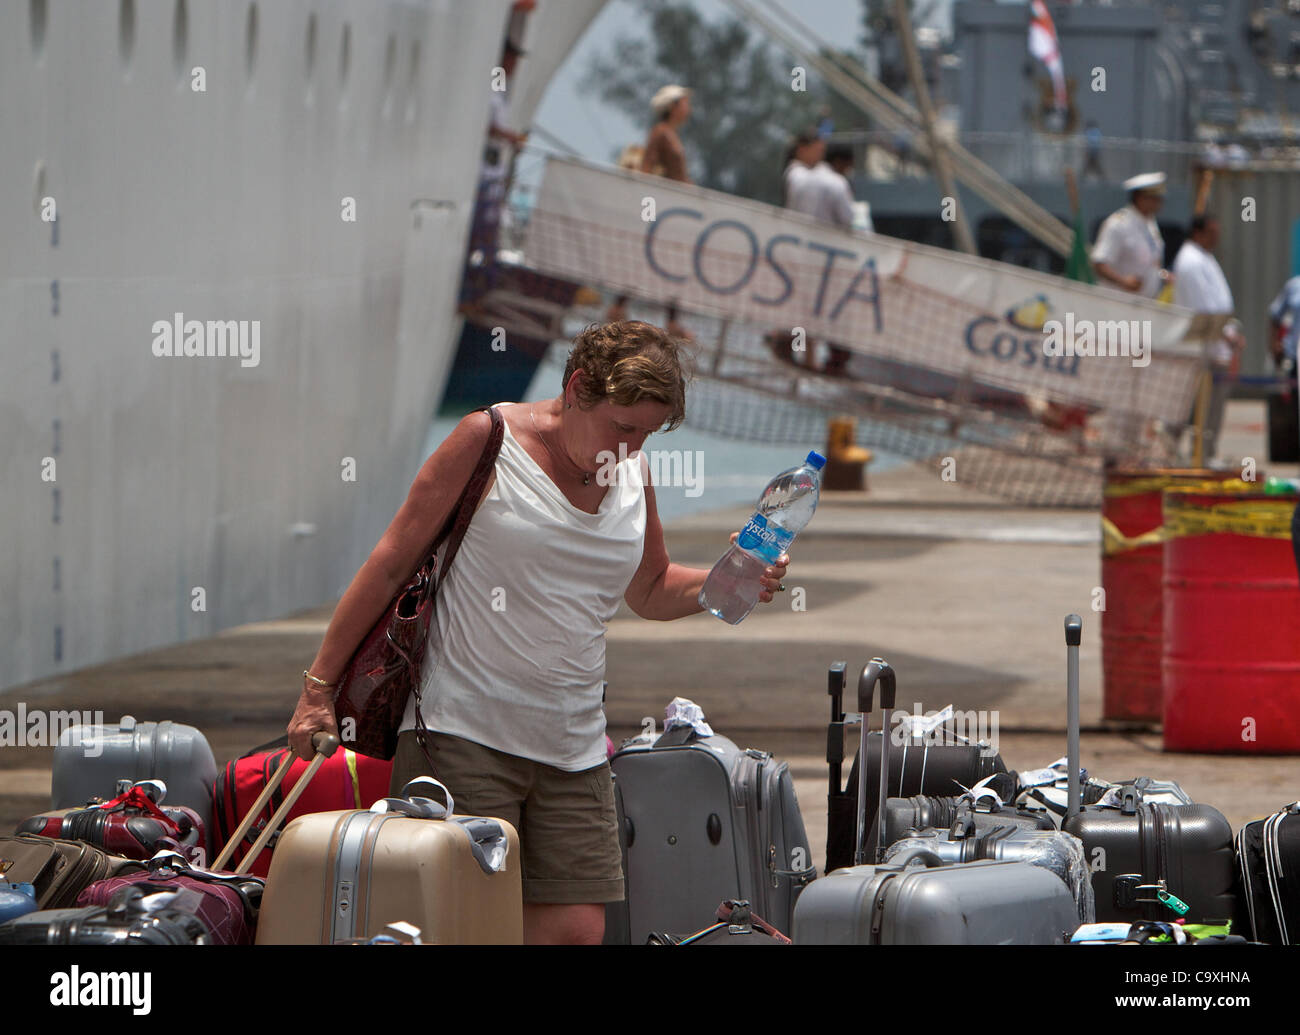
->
[[643, 207, 884, 329]]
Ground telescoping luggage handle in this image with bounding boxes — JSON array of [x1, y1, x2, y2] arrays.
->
[[1064, 615, 1082, 823], [854, 658, 897, 867], [211, 731, 340, 873]]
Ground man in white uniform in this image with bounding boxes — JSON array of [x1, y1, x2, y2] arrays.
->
[[788, 144, 855, 227], [1172, 214, 1244, 461], [1091, 172, 1170, 297]]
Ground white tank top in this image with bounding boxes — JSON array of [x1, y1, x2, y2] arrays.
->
[[400, 404, 648, 771]]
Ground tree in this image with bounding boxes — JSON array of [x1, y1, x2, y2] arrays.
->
[[581, 0, 865, 205]]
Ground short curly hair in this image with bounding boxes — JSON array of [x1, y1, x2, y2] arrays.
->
[[561, 321, 691, 432]]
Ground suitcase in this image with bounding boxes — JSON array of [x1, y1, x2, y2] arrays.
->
[[0, 883, 38, 924], [646, 900, 791, 946], [1236, 801, 1300, 944], [824, 662, 1009, 872], [883, 813, 1096, 924], [0, 883, 212, 945], [52, 716, 217, 840], [0, 833, 145, 908], [77, 852, 264, 946], [1058, 615, 1240, 925], [1018, 765, 1193, 823], [882, 793, 1054, 849], [19, 780, 205, 865], [608, 726, 816, 946], [254, 777, 523, 945], [212, 737, 393, 877], [792, 659, 1080, 945]]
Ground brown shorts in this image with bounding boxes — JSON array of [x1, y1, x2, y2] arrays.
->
[[390, 729, 625, 905]]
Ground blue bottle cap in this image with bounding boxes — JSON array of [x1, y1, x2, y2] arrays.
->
[[805, 450, 826, 470]]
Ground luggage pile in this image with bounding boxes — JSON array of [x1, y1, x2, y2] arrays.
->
[[1, 614, 1294, 946]]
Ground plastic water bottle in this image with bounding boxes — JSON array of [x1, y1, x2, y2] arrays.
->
[[699, 451, 826, 624]]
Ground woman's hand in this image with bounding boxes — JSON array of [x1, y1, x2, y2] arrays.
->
[[287, 685, 339, 760], [729, 531, 791, 605]]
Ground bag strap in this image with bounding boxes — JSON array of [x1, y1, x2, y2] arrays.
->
[[412, 406, 505, 776], [430, 405, 505, 592]]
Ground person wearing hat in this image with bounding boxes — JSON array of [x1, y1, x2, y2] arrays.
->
[[639, 85, 692, 184], [1090, 172, 1171, 296]]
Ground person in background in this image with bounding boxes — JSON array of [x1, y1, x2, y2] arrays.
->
[[1081, 120, 1105, 181], [782, 128, 824, 209], [829, 142, 873, 233], [1172, 214, 1244, 461], [788, 141, 855, 228], [461, 35, 528, 309], [1091, 172, 1171, 297], [640, 85, 692, 184], [1268, 274, 1300, 371]]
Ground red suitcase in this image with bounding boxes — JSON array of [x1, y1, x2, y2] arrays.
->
[[212, 739, 393, 877], [18, 782, 205, 865]]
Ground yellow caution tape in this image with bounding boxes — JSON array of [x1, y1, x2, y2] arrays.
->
[[345, 749, 362, 810], [1103, 494, 1295, 553], [1104, 477, 1258, 499], [1101, 516, 1171, 556], [1163, 497, 1297, 541]]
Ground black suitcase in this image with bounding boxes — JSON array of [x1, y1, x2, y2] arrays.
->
[[0, 884, 211, 945], [882, 793, 1053, 849], [825, 662, 1009, 872], [1058, 615, 1240, 926], [1236, 802, 1300, 944]]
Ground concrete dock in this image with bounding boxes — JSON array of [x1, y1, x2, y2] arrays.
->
[[2, 400, 1296, 869]]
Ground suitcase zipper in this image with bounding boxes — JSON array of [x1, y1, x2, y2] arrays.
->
[[1266, 811, 1289, 944], [1236, 826, 1259, 942]]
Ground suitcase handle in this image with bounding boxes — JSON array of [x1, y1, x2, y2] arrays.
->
[[854, 659, 897, 867], [1064, 614, 1082, 822], [216, 731, 340, 874], [370, 777, 456, 820], [890, 846, 946, 870]]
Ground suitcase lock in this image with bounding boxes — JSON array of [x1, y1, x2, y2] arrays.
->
[[1114, 875, 1190, 915]]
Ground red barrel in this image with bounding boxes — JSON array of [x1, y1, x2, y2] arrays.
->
[[1101, 469, 1240, 722], [1163, 490, 1300, 753]]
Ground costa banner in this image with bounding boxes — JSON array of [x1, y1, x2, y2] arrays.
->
[[525, 156, 1211, 423]]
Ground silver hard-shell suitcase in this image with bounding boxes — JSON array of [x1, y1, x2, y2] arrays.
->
[[52, 716, 217, 842], [792, 659, 1079, 945], [883, 818, 1096, 925], [609, 727, 816, 945]]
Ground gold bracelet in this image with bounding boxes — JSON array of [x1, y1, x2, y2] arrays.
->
[[302, 669, 337, 690]]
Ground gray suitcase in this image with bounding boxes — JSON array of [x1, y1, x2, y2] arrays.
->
[[52, 716, 217, 844], [608, 726, 816, 945], [883, 816, 1096, 925], [791, 659, 1079, 945]]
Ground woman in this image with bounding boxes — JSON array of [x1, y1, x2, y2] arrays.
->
[[287, 321, 792, 945], [640, 84, 692, 183]]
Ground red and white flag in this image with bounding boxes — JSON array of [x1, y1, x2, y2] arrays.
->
[[1028, 0, 1067, 112]]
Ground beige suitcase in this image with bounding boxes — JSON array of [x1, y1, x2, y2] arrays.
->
[[255, 777, 523, 945]]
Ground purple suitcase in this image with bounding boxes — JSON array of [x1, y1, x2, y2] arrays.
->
[[77, 852, 263, 946]]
